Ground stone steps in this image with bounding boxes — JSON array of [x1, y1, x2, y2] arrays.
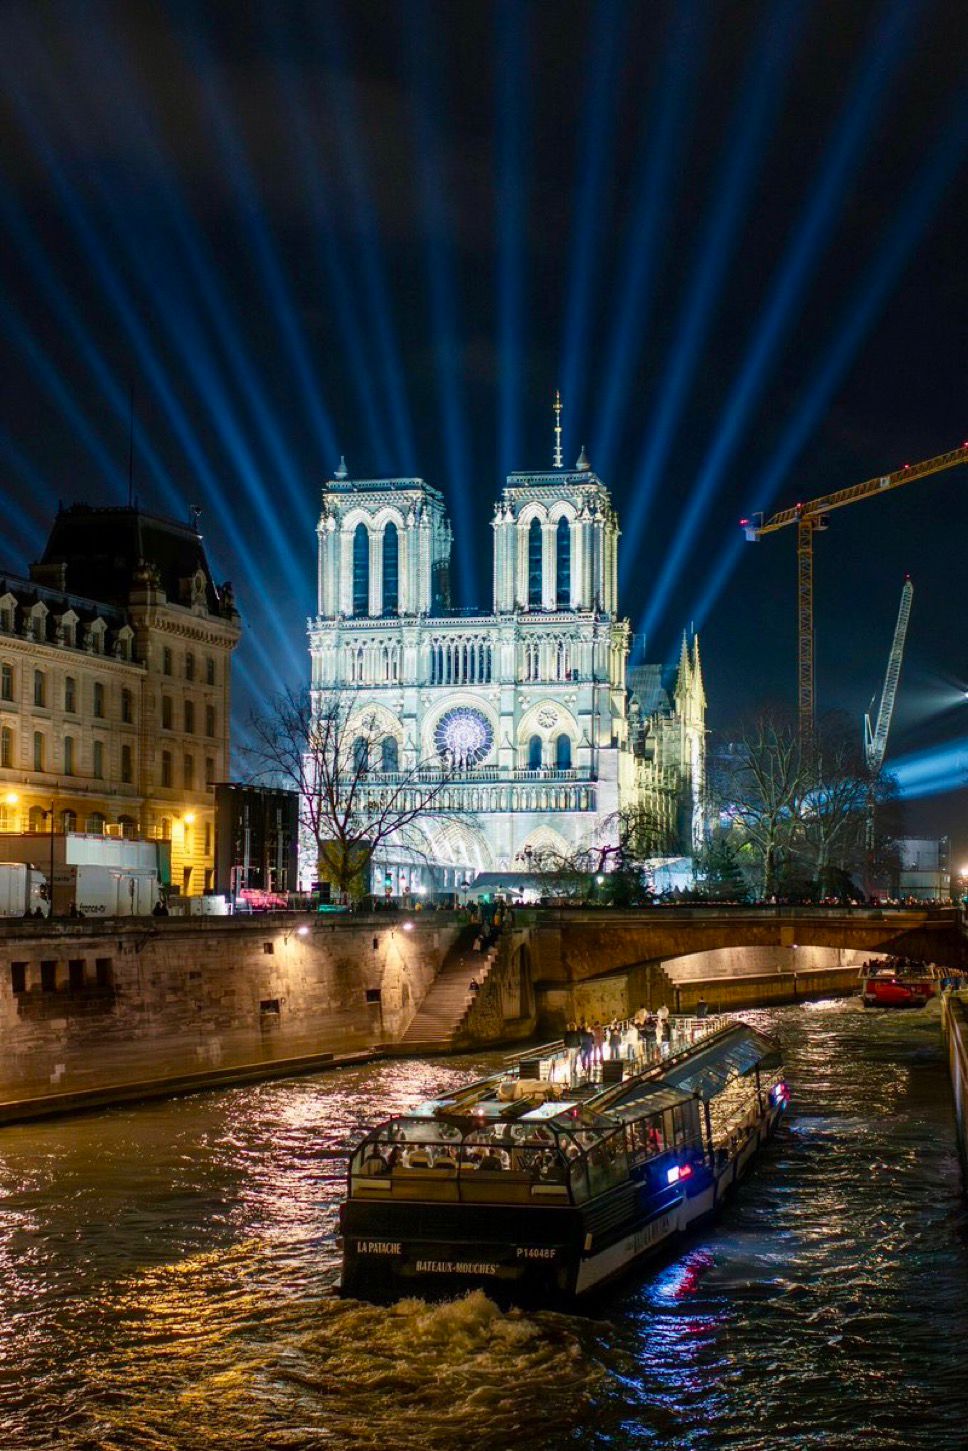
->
[[399, 940, 500, 1045]]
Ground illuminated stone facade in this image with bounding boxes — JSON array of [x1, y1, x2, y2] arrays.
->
[[307, 453, 705, 890], [0, 506, 240, 896]]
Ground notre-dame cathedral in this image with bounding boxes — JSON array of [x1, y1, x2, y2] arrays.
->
[[307, 425, 706, 894]]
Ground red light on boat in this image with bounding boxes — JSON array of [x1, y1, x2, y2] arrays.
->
[[679, 1163, 693, 1179]]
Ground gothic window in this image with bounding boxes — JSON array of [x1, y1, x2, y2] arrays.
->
[[352, 736, 368, 774], [383, 523, 399, 615], [352, 524, 370, 616], [381, 737, 399, 772], [435, 708, 493, 768], [528, 734, 542, 771], [556, 517, 571, 606], [528, 518, 542, 608], [556, 734, 572, 769]]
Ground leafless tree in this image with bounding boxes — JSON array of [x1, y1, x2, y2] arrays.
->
[[244, 686, 457, 899], [727, 711, 809, 899]]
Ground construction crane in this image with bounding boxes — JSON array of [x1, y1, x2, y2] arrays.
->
[[865, 576, 914, 775], [742, 443, 968, 733]]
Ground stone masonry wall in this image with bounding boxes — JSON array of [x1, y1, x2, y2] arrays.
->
[[0, 915, 460, 1105]]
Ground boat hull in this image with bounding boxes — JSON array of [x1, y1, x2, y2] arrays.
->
[[340, 1106, 784, 1305]]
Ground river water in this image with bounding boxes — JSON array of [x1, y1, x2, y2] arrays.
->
[[1, 999, 966, 1451]]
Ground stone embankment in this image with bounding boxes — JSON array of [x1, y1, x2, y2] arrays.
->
[[0, 913, 461, 1123], [1, 905, 961, 1123], [942, 990, 968, 1187]]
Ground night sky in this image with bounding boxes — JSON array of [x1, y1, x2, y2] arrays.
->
[[1, 2, 965, 843]]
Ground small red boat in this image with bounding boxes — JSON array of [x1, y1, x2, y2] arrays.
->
[[860, 957, 938, 1008]]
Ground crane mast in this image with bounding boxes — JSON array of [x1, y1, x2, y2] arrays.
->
[[865, 577, 914, 774], [742, 443, 967, 732]]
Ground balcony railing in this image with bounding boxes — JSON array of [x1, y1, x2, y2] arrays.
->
[[363, 765, 588, 784]]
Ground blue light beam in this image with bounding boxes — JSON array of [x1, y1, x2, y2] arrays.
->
[[592, 0, 703, 481], [641, 0, 921, 640], [684, 86, 968, 636], [403, 3, 477, 604], [618, 0, 806, 587], [558, 1, 628, 442], [496, 0, 529, 478], [891, 740, 968, 799]]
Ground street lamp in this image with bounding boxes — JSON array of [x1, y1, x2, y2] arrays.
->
[[283, 924, 310, 946]]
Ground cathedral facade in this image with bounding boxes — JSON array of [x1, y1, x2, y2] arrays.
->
[[307, 445, 705, 893]]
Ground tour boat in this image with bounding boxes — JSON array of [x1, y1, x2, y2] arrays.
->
[[339, 1017, 789, 1305], [859, 958, 941, 1008]]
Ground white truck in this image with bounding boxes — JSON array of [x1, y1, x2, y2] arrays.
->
[[56, 864, 158, 918], [0, 861, 50, 917]]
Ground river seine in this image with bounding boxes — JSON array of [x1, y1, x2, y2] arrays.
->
[[1, 999, 966, 1450]]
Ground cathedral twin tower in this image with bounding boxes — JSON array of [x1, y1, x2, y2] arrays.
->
[[307, 426, 703, 892]]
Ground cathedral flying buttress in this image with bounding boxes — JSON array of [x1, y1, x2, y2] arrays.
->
[[306, 427, 706, 893]]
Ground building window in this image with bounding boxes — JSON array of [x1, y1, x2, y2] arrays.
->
[[556, 517, 571, 606], [352, 737, 368, 774], [33, 670, 45, 707], [352, 523, 369, 616], [86, 811, 105, 834], [1, 726, 13, 768], [205, 705, 216, 737], [10, 962, 26, 994], [28, 805, 45, 832], [1, 663, 12, 701], [204, 821, 212, 855], [182, 866, 193, 894], [90, 626, 102, 655], [121, 688, 133, 723], [40, 961, 57, 993], [185, 652, 195, 682], [33, 731, 44, 772], [33, 611, 46, 643], [95, 957, 113, 989], [161, 750, 172, 787], [184, 700, 195, 733], [381, 737, 399, 772], [528, 518, 542, 608], [93, 740, 104, 779], [383, 522, 399, 615], [159, 816, 172, 840], [556, 734, 572, 769], [64, 736, 75, 775], [121, 743, 133, 783], [69, 959, 85, 992], [0, 607, 12, 632], [119, 815, 136, 839], [206, 656, 215, 686], [205, 757, 214, 788], [184, 753, 194, 789], [60, 809, 76, 833], [528, 734, 542, 770], [163, 646, 172, 676], [162, 695, 173, 729], [93, 682, 105, 718], [65, 675, 76, 712]]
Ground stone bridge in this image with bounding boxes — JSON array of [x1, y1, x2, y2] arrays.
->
[[494, 905, 965, 1031]]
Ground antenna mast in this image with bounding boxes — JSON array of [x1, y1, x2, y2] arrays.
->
[[553, 390, 563, 469]]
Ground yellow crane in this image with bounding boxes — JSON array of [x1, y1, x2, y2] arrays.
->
[[742, 443, 968, 734]]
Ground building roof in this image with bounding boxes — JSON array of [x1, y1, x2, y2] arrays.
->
[[628, 664, 669, 716], [37, 504, 230, 615]]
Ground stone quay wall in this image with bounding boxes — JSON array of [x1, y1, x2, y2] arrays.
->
[[943, 992, 968, 1191], [0, 914, 460, 1117]]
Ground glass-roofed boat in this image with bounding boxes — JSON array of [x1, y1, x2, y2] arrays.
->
[[340, 1016, 789, 1304]]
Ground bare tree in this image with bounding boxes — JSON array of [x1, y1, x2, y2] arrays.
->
[[797, 716, 870, 895], [244, 686, 457, 900], [728, 712, 809, 899]]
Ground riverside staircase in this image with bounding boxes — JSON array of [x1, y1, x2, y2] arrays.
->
[[392, 927, 500, 1054]]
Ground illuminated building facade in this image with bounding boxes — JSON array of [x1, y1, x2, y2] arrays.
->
[[308, 444, 706, 891], [0, 506, 240, 896]]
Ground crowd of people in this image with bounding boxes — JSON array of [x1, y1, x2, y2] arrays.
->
[[561, 1003, 709, 1083]]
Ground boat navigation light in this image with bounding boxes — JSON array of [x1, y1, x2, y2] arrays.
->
[[666, 1165, 681, 1185]]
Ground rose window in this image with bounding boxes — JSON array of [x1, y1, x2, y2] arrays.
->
[[435, 707, 493, 768]]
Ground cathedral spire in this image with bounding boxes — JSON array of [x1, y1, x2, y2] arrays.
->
[[553, 390, 563, 469]]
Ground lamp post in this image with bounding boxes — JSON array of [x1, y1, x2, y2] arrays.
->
[[42, 800, 56, 917]]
